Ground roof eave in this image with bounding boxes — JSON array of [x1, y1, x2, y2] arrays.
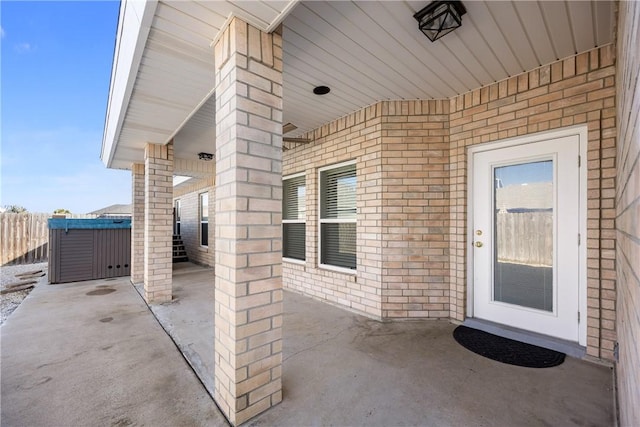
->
[[101, 0, 158, 169]]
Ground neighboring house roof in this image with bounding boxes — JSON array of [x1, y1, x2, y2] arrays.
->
[[89, 204, 132, 216]]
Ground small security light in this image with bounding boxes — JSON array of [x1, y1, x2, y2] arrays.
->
[[414, 1, 467, 42], [198, 152, 214, 161]]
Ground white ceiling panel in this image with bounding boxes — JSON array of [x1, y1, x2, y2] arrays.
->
[[288, 5, 413, 98], [363, 1, 467, 94], [462, 1, 523, 75], [568, 1, 596, 54], [383, 1, 471, 92], [104, 0, 616, 168], [512, 1, 555, 65], [280, 0, 614, 137], [540, 2, 576, 58], [450, 23, 507, 81], [314, 1, 442, 95], [594, 0, 614, 47], [173, 96, 216, 159], [486, 2, 539, 71], [166, 1, 228, 29]]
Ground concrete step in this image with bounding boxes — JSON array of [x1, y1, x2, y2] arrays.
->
[[172, 234, 188, 263]]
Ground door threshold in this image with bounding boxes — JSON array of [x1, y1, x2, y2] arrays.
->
[[463, 318, 585, 359]]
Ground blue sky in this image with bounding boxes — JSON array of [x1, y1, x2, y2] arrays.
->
[[495, 160, 553, 188], [1, 1, 131, 214]]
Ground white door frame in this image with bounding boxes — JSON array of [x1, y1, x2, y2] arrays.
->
[[466, 126, 588, 346]]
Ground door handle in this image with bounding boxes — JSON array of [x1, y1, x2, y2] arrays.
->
[[475, 241, 483, 248]]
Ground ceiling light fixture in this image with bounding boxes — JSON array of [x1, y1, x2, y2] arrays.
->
[[313, 86, 330, 95], [198, 152, 214, 161], [413, 1, 466, 42], [283, 123, 298, 134]]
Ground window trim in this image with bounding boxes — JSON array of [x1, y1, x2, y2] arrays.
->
[[174, 199, 181, 235], [199, 192, 209, 248], [282, 172, 306, 263], [318, 160, 357, 275]]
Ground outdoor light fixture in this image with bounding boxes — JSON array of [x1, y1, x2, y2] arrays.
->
[[198, 152, 214, 161], [283, 122, 298, 134], [413, 1, 466, 42]]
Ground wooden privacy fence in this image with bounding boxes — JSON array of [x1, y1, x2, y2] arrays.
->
[[496, 211, 553, 267], [1, 211, 554, 267], [0, 213, 49, 265], [0, 213, 98, 265]]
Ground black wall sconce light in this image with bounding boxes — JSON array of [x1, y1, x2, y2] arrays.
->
[[413, 1, 467, 42], [198, 152, 214, 161]]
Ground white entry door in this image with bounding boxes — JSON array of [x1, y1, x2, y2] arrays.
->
[[471, 134, 582, 343]]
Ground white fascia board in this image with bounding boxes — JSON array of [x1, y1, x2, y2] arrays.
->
[[267, 0, 300, 32], [101, 0, 158, 169]]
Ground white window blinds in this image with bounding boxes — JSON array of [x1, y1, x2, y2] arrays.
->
[[320, 163, 356, 270]]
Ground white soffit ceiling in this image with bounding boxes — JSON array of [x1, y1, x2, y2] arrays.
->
[[107, 0, 297, 169], [106, 0, 614, 168], [173, 95, 216, 159], [282, 0, 615, 135]]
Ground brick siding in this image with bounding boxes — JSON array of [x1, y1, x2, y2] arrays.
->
[[283, 101, 451, 319], [131, 163, 145, 283], [283, 44, 617, 361], [449, 45, 616, 360], [212, 18, 283, 425], [615, 2, 640, 425], [143, 142, 174, 303], [380, 101, 450, 318], [283, 105, 384, 317]]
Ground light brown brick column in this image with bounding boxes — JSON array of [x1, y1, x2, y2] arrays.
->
[[144, 142, 173, 303], [131, 163, 145, 284], [213, 18, 283, 425]]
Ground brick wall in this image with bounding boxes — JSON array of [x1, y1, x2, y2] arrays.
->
[[283, 100, 451, 319], [213, 18, 283, 425], [174, 177, 215, 267], [283, 105, 384, 317], [615, 2, 640, 425], [131, 163, 145, 283], [283, 44, 617, 360], [143, 142, 174, 303], [379, 101, 450, 318], [449, 44, 617, 360]]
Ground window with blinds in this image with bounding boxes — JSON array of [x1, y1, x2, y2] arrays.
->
[[319, 161, 356, 271], [174, 199, 181, 235], [282, 173, 306, 261], [200, 192, 208, 247]]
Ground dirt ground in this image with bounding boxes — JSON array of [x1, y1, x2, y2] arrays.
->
[[0, 262, 47, 325]]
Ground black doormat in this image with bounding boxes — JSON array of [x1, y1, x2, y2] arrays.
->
[[453, 325, 565, 368]]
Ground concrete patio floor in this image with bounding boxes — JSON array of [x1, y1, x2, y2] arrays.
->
[[155, 263, 615, 426], [1, 263, 616, 426], [0, 273, 226, 427]]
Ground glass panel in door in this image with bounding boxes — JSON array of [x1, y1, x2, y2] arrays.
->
[[493, 160, 553, 311]]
